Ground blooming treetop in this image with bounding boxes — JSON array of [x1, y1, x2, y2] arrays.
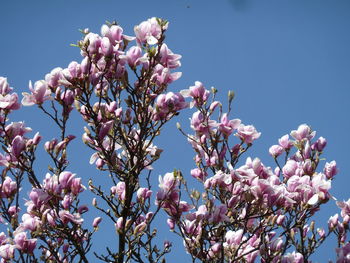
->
[[0, 18, 347, 263]]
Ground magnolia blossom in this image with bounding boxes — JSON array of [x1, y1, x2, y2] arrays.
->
[[0, 244, 15, 260], [236, 124, 261, 144], [101, 24, 126, 44], [152, 64, 182, 86], [290, 124, 315, 141], [153, 92, 187, 120], [45, 67, 63, 88], [0, 77, 12, 95], [0, 92, 20, 110], [278, 134, 293, 149], [181, 81, 210, 107], [137, 188, 152, 201], [5, 122, 32, 140], [92, 217, 102, 228], [337, 199, 350, 223], [124, 46, 148, 67], [111, 182, 126, 201], [281, 251, 304, 263], [13, 231, 36, 254], [324, 160, 338, 179], [0, 177, 17, 198], [218, 114, 241, 137], [134, 17, 165, 45], [159, 44, 181, 69], [22, 80, 52, 106], [269, 145, 284, 157], [336, 243, 350, 263]]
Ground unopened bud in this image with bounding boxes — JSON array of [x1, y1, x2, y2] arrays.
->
[[92, 198, 97, 207], [92, 217, 102, 229], [228, 90, 235, 102]]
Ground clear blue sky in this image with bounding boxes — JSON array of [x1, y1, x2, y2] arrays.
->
[[1, 0, 350, 262]]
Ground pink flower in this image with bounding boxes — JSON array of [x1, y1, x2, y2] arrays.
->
[[190, 168, 206, 181], [309, 173, 331, 204], [70, 177, 84, 195], [22, 80, 52, 106], [269, 145, 284, 157], [236, 124, 261, 144], [0, 244, 15, 260], [67, 61, 82, 79], [124, 46, 147, 67], [290, 124, 315, 141], [324, 160, 338, 179], [21, 214, 41, 231], [59, 171, 74, 189], [101, 24, 133, 44], [317, 228, 325, 238], [225, 229, 244, 246], [182, 219, 200, 235], [61, 195, 72, 209], [208, 243, 221, 258], [8, 206, 19, 217], [5, 122, 32, 140], [153, 92, 188, 120], [180, 81, 210, 107], [156, 172, 181, 209], [83, 33, 101, 55], [0, 77, 12, 95], [190, 111, 216, 135], [313, 136, 327, 152], [112, 182, 126, 201], [92, 217, 102, 228], [134, 17, 165, 45], [218, 113, 241, 137], [45, 67, 63, 88], [11, 135, 26, 158], [0, 177, 17, 198], [167, 218, 175, 230], [336, 242, 350, 263], [159, 44, 181, 69], [58, 210, 83, 225], [60, 89, 75, 105], [14, 232, 36, 254], [278, 134, 293, 149], [282, 160, 298, 178], [0, 233, 7, 246], [337, 199, 350, 223], [115, 217, 124, 232], [98, 120, 114, 140], [100, 37, 113, 56], [152, 64, 182, 86], [281, 251, 304, 263], [29, 189, 50, 207], [80, 57, 91, 75], [137, 188, 152, 201], [134, 222, 147, 235], [210, 204, 228, 223], [0, 92, 20, 110], [328, 214, 339, 229], [158, 172, 178, 193]]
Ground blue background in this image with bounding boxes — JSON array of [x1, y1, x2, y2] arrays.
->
[[0, 0, 350, 262]]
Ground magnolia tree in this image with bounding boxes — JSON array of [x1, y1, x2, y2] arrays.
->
[[0, 17, 348, 263]]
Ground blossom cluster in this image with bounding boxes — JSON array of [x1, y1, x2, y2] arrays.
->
[[156, 80, 344, 262], [0, 17, 348, 263]]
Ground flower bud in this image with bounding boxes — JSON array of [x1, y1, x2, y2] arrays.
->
[[269, 145, 284, 157], [92, 217, 102, 228]]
